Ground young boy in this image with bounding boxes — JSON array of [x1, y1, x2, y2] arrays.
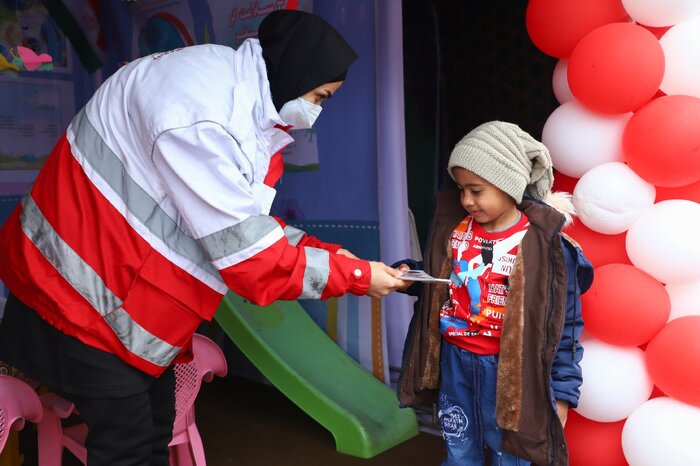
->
[[395, 121, 593, 466]]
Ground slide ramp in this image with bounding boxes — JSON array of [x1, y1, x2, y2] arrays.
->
[[214, 293, 419, 458]]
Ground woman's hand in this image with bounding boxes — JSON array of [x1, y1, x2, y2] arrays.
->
[[366, 261, 408, 298]]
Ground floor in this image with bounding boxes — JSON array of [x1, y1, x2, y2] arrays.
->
[[192, 375, 446, 466], [18, 375, 446, 466]]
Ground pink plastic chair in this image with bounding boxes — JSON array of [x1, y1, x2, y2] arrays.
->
[[169, 333, 228, 466], [37, 333, 228, 466], [0, 374, 43, 454]]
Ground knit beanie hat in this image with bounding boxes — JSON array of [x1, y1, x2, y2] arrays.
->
[[447, 121, 554, 203]]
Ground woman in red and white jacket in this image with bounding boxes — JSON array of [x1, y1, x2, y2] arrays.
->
[[0, 10, 405, 465]]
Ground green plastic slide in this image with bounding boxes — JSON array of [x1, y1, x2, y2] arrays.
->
[[214, 293, 419, 458]]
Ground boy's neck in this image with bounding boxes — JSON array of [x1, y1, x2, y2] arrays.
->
[[479, 207, 521, 233]]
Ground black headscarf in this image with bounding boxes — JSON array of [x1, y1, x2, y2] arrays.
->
[[258, 10, 358, 111]]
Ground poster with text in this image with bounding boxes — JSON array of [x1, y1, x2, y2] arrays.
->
[[210, 0, 311, 47], [0, 76, 74, 174]]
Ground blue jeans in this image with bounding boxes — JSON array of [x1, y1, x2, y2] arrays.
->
[[439, 341, 530, 466]]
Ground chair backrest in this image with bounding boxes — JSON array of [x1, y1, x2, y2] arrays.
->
[[172, 334, 228, 426], [0, 374, 42, 452]]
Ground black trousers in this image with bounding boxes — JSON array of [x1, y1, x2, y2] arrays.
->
[[0, 294, 176, 465], [71, 367, 176, 466]]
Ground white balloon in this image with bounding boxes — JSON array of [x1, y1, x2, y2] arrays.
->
[[665, 281, 700, 321], [573, 162, 656, 234], [575, 340, 653, 422], [660, 15, 700, 98], [627, 200, 700, 285], [622, 397, 700, 466], [542, 101, 631, 178], [552, 59, 574, 104], [622, 0, 700, 27]]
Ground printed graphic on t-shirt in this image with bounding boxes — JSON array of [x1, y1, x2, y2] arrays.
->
[[440, 214, 529, 354]]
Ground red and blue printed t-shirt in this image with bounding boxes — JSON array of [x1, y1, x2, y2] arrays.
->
[[440, 212, 530, 355]]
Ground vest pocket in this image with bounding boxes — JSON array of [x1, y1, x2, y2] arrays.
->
[[117, 253, 205, 368]]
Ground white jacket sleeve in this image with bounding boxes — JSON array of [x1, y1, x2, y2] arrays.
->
[[152, 121, 265, 238], [151, 121, 371, 305]]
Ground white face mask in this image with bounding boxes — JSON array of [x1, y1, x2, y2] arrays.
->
[[278, 97, 323, 129]]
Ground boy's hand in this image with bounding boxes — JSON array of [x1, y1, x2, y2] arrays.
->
[[395, 263, 414, 291], [367, 261, 408, 298], [556, 400, 569, 427]]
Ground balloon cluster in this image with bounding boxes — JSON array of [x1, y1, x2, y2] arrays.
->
[[527, 1, 700, 464]]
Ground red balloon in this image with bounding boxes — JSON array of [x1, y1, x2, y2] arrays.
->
[[656, 179, 700, 203], [649, 385, 666, 399], [624, 95, 700, 187], [553, 172, 579, 193], [564, 220, 630, 269], [568, 23, 664, 114], [565, 410, 627, 466], [646, 316, 700, 407], [642, 24, 670, 39], [581, 264, 670, 346], [525, 0, 629, 58]]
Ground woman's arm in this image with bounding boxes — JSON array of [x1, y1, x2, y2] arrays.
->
[[152, 122, 401, 305]]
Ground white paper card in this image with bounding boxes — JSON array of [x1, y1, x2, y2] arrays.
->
[[398, 270, 451, 284]]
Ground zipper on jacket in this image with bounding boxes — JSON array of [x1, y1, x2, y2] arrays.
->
[[545, 244, 558, 466], [543, 235, 560, 358], [545, 219, 565, 466], [544, 221, 564, 355]]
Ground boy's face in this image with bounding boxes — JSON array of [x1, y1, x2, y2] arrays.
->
[[452, 167, 518, 231]]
